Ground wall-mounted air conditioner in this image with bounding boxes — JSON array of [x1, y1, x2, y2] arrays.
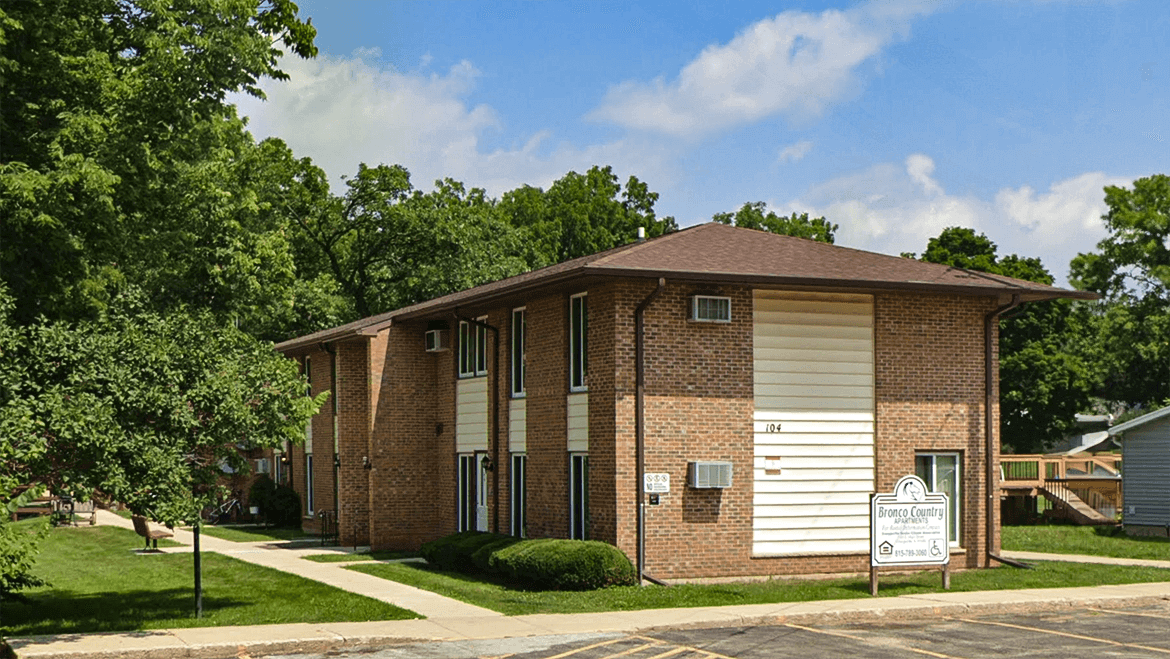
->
[[689, 461, 733, 489], [425, 329, 449, 352], [691, 295, 731, 323]]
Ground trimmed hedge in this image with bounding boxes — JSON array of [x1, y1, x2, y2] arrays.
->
[[490, 539, 636, 590], [419, 532, 636, 590]]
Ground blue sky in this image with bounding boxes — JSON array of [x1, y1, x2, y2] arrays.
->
[[233, 0, 1169, 284]]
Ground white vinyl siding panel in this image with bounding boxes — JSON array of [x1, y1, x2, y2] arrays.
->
[[567, 392, 589, 452], [752, 291, 875, 556], [456, 378, 489, 453], [509, 398, 527, 453]]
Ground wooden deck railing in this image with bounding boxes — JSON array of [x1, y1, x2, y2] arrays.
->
[[1001, 454, 1122, 522], [1000, 454, 1121, 486]]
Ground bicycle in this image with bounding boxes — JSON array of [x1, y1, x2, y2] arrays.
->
[[206, 493, 242, 525]]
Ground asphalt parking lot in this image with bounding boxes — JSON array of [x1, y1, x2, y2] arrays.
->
[[283, 602, 1170, 659], [514, 604, 1170, 659]]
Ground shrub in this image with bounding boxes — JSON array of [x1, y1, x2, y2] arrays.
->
[[470, 535, 522, 573], [267, 484, 302, 527], [490, 539, 636, 590], [420, 531, 509, 573], [248, 476, 277, 522]]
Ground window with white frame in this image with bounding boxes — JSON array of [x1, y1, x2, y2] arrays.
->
[[458, 318, 488, 378], [569, 294, 588, 391], [511, 308, 526, 397], [916, 453, 961, 545], [570, 453, 589, 540], [510, 453, 527, 537], [691, 295, 731, 323]]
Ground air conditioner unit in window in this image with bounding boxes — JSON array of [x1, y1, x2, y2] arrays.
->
[[425, 329, 449, 352], [691, 295, 731, 323], [689, 461, 733, 489]]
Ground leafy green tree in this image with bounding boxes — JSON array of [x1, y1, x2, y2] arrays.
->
[[713, 202, 837, 244], [911, 227, 1093, 453], [1071, 175, 1170, 298], [0, 288, 326, 526], [1070, 175, 1170, 412], [499, 166, 677, 266], [0, 0, 319, 333], [291, 164, 530, 319]]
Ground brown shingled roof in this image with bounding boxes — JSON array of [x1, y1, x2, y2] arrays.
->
[[275, 222, 1095, 351]]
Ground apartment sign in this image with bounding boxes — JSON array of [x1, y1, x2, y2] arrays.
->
[[871, 475, 949, 567]]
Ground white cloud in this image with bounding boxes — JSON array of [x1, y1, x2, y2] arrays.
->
[[786, 155, 1128, 284], [232, 52, 678, 197], [587, 1, 935, 137], [905, 153, 942, 196], [777, 140, 813, 163]]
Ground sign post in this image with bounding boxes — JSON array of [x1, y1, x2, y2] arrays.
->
[[870, 475, 950, 596]]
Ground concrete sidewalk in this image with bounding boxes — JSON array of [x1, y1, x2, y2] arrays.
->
[[95, 510, 498, 620], [9, 521, 1170, 659]]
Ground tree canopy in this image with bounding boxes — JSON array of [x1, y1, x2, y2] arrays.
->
[[910, 227, 1093, 453], [1070, 174, 1170, 412], [0, 0, 320, 334], [499, 165, 678, 267], [713, 202, 837, 243], [0, 287, 325, 526]]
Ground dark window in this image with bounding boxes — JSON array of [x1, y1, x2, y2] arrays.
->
[[511, 453, 527, 537], [570, 453, 589, 540], [511, 308, 526, 397], [570, 294, 588, 391]]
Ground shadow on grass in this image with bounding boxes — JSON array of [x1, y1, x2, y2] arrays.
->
[[2, 588, 248, 637]]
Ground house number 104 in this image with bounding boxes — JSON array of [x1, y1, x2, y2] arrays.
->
[[765, 423, 782, 433]]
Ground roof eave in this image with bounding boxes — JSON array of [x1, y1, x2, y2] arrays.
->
[[1109, 405, 1170, 436]]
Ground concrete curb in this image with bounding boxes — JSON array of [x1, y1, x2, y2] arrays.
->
[[10, 586, 1170, 659]]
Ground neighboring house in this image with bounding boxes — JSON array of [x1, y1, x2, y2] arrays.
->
[[273, 222, 1092, 580], [1051, 413, 1116, 454], [1109, 405, 1170, 536]]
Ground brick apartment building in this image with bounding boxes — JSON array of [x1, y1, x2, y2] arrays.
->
[[273, 222, 1092, 580]]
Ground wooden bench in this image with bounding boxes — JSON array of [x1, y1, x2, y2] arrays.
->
[[10, 494, 57, 521], [132, 514, 174, 551]]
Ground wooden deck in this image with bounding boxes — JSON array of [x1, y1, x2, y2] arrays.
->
[[1001, 454, 1121, 524]]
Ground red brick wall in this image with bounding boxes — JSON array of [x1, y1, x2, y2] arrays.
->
[[609, 281, 757, 578], [874, 293, 1000, 568], [366, 321, 452, 550], [523, 293, 571, 539], [337, 339, 371, 546]]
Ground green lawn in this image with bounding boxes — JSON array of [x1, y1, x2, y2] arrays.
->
[[348, 559, 1170, 616], [302, 550, 420, 563], [193, 524, 315, 543], [2, 523, 418, 637], [1003, 524, 1170, 561]]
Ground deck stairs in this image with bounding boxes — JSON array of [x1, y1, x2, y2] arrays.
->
[[1000, 454, 1121, 525], [1039, 483, 1112, 524]]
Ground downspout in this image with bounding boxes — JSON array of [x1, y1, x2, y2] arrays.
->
[[319, 342, 340, 535], [983, 295, 1024, 569], [635, 278, 666, 586], [457, 314, 501, 534]]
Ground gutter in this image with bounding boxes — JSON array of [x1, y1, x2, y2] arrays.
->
[[634, 278, 666, 585], [983, 295, 1021, 568]]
